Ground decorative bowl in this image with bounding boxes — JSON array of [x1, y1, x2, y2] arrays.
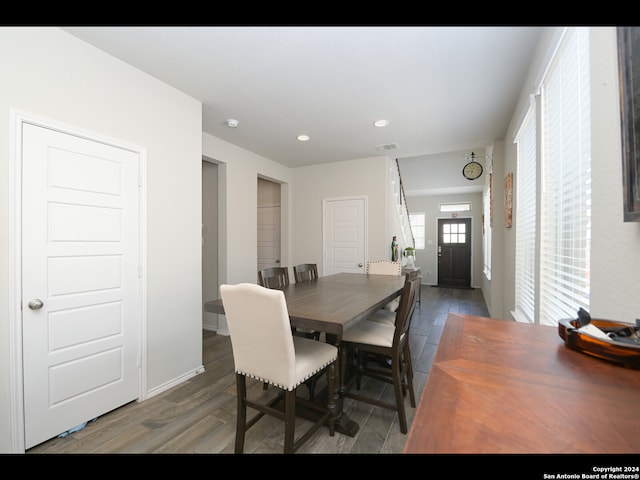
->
[[558, 317, 640, 369]]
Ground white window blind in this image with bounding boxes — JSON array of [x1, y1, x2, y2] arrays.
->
[[514, 104, 537, 323], [539, 27, 591, 326]]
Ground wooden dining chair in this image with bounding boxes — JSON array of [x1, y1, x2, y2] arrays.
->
[[367, 269, 419, 377], [220, 283, 337, 453], [291, 263, 324, 399], [340, 275, 420, 434], [369, 268, 420, 327], [288, 264, 321, 339], [405, 268, 422, 306], [293, 263, 319, 282], [367, 259, 402, 312], [258, 267, 290, 289]]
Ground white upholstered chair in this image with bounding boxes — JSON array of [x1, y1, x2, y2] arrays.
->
[[220, 283, 337, 454], [259, 265, 321, 400], [367, 259, 402, 312]]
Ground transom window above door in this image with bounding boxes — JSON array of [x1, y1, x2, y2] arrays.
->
[[439, 202, 471, 212]]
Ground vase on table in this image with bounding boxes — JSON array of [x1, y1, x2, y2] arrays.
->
[[403, 247, 416, 268]]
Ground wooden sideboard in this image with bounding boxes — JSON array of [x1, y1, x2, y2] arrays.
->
[[404, 313, 640, 454]]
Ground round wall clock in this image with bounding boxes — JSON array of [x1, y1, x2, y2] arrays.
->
[[463, 161, 483, 180]]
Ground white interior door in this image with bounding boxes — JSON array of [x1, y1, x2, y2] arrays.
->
[[257, 205, 281, 274], [22, 123, 141, 449], [323, 197, 366, 274]]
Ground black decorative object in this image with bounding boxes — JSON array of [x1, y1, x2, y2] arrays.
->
[[559, 308, 640, 369]]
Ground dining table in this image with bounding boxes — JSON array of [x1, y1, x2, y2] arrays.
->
[[204, 272, 406, 437]]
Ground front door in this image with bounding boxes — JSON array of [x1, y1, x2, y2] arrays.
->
[[22, 122, 141, 449], [437, 218, 472, 287], [323, 197, 366, 275]]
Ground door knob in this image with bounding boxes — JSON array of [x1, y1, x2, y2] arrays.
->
[[358, 263, 363, 267], [28, 299, 44, 310]]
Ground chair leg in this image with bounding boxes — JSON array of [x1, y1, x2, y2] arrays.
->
[[305, 374, 318, 401], [391, 352, 408, 434], [326, 362, 336, 436], [283, 389, 296, 454], [403, 343, 416, 407], [234, 373, 247, 454]]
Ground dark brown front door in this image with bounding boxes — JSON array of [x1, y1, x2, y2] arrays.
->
[[437, 218, 471, 287]]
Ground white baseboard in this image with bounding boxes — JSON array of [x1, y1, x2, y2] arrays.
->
[[145, 365, 205, 399]]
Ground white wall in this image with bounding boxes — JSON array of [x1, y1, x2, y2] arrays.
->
[[291, 156, 388, 275], [201, 132, 293, 333], [486, 140, 506, 319], [202, 134, 292, 283], [0, 28, 202, 452], [400, 148, 487, 197], [589, 27, 640, 321]]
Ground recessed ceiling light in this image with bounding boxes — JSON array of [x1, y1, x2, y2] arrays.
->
[[297, 134, 310, 141], [374, 119, 390, 127], [226, 119, 239, 128]]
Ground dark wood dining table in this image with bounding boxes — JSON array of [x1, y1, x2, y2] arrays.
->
[[404, 313, 640, 454], [204, 272, 406, 436]]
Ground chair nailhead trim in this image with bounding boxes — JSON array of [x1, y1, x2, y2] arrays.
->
[[236, 357, 336, 391]]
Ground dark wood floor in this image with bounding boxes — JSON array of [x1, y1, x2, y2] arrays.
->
[[27, 285, 489, 455]]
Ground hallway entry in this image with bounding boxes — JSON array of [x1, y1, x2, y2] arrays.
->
[[257, 178, 282, 275]]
